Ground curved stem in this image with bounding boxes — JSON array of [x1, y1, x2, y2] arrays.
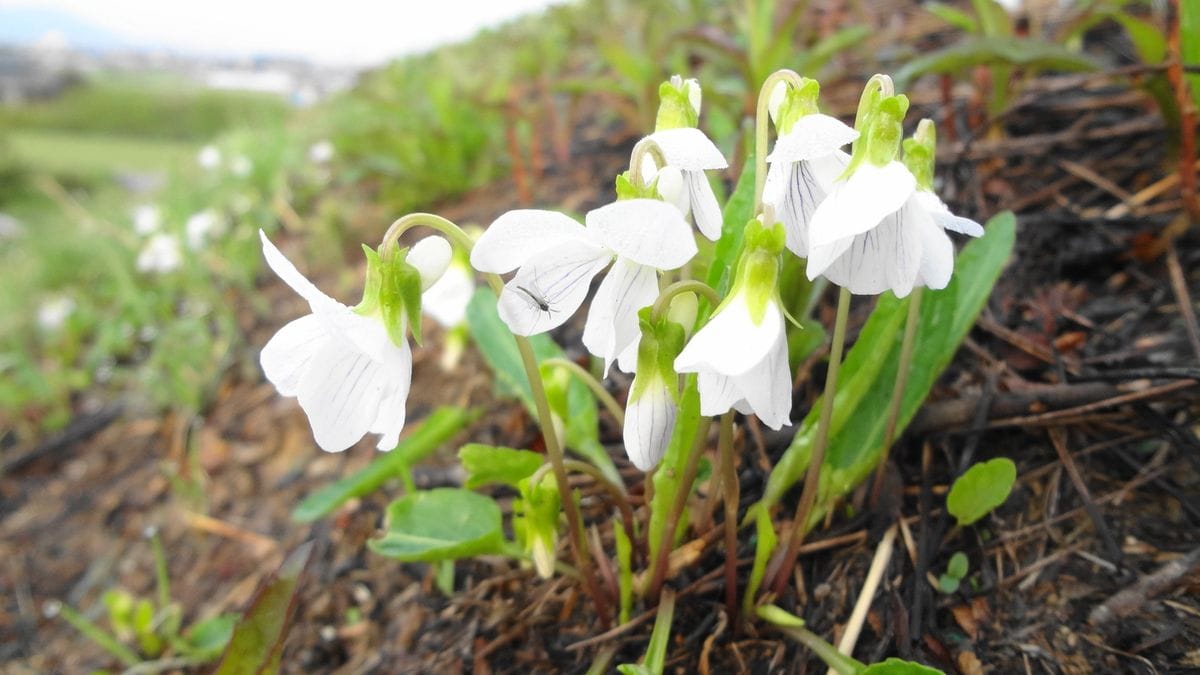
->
[[651, 279, 723, 320], [717, 411, 739, 623], [629, 136, 668, 187], [384, 211, 610, 626], [380, 212, 476, 257], [850, 74, 895, 156], [646, 417, 713, 600], [754, 69, 808, 213], [543, 357, 625, 427], [869, 287, 923, 507], [564, 459, 637, 551], [769, 287, 852, 597], [775, 625, 865, 675]]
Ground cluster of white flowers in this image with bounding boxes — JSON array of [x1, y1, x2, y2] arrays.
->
[[258, 73, 982, 469]]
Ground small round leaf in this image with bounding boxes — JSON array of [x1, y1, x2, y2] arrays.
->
[[946, 457, 1017, 527], [370, 489, 504, 562]]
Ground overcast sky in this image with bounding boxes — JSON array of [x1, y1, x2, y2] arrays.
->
[[0, 0, 567, 66]]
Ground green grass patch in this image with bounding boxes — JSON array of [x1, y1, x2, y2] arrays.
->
[[6, 130, 197, 178]]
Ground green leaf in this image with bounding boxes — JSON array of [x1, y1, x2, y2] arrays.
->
[[458, 443, 544, 489], [798, 25, 875, 76], [179, 614, 236, 659], [947, 551, 969, 579], [618, 588, 676, 675], [369, 488, 504, 562], [1182, 0, 1200, 109], [215, 541, 314, 675], [465, 288, 620, 485], [924, 3, 979, 32], [761, 214, 1016, 521], [704, 156, 756, 299], [895, 37, 1096, 89], [743, 506, 778, 616], [756, 604, 806, 628], [938, 574, 961, 594], [860, 657, 946, 675], [947, 457, 1017, 526], [291, 407, 477, 523]]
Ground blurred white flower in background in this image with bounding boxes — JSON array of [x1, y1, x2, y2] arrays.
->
[[137, 234, 182, 273], [230, 155, 253, 178], [185, 210, 219, 250], [309, 140, 335, 164], [197, 145, 222, 171], [37, 296, 75, 333], [132, 204, 160, 236]]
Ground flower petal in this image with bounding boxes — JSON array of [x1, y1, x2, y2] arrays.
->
[[808, 161, 916, 247], [685, 170, 723, 241], [817, 200, 924, 297], [915, 191, 985, 237], [408, 236, 452, 290], [697, 369, 740, 417], [368, 339, 414, 450], [586, 199, 697, 270], [422, 264, 475, 327], [623, 380, 676, 471], [735, 331, 792, 429], [648, 127, 728, 171], [617, 339, 639, 374], [259, 230, 339, 312], [916, 209, 955, 290], [471, 209, 591, 274], [261, 314, 328, 397], [497, 239, 611, 336], [297, 337, 393, 452], [766, 113, 858, 164], [675, 295, 782, 377], [582, 258, 660, 376]]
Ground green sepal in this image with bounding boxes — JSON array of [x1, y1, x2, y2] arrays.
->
[[654, 77, 700, 131], [357, 243, 424, 348], [727, 218, 784, 325], [630, 307, 685, 402], [902, 118, 937, 191], [615, 170, 664, 201], [775, 77, 821, 136], [844, 92, 911, 178], [514, 471, 561, 578]]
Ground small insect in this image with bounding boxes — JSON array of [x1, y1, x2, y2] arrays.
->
[[516, 284, 554, 313]]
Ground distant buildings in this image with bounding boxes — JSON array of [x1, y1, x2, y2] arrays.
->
[[0, 39, 357, 106]]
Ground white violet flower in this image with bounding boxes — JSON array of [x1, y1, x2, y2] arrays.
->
[[197, 145, 221, 171], [470, 201, 696, 375], [674, 220, 791, 429], [137, 233, 182, 274], [37, 296, 74, 333], [646, 75, 728, 240], [185, 210, 219, 250], [258, 231, 450, 452], [762, 78, 859, 257], [133, 204, 160, 236]]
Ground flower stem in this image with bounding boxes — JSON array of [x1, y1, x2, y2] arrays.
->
[[563, 459, 639, 557], [754, 69, 807, 213], [651, 279, 722, 320], [513, 324, 612, 626], [769, 286, 852, 596], [775, 624, 866, 675], [629, 137, 668, 187], [869, 287, 922, 507], [717, 411, 740, 623], [382, 211, 610, 626], [646, 417, 713, 600], [542, 357, 626, 427]]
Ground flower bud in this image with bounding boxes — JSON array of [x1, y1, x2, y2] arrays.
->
[[654, 75, 702, 131]]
